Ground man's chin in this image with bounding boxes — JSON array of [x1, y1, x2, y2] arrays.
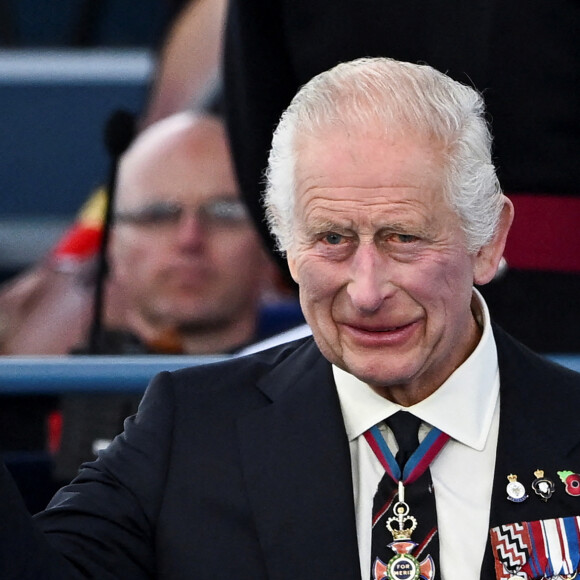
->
[[174, 313, 232, 334], [340, 351, 419, 390], [147, 304, 215, 328]]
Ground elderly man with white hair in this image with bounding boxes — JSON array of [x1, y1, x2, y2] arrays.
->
[[2, 57, 580, 580]]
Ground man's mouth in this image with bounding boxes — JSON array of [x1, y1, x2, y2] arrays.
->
[[340, 320, 419, 346]]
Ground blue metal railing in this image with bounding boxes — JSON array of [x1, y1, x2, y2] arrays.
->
[[0, 355, 228, 394], [0, 353, 579, 395]]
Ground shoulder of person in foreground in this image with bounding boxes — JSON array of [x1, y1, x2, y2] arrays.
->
[[0, 334, 318, 578]]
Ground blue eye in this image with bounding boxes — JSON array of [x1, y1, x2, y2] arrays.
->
[[395, 234, 417, 243], [324, 233, 344, 245]]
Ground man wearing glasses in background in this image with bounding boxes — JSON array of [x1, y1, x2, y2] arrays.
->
[[105, 110, 274, 356], [53, 110, 287, 487]]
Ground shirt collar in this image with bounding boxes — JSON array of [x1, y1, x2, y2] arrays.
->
[[334, 289, 499, 451]]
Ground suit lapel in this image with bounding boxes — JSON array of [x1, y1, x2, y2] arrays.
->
[[237, 339, 361, 580], [481, 326, 580, 578], [237, 329, 580, 579]]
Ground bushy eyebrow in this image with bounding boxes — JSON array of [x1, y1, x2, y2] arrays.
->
[[376, 222, 431, 236], [301, 216, 432, 238], [301, 219, 354, 238]]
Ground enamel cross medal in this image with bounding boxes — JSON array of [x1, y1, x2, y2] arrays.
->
[[365, 423, 450, 580], [373, 482, 435, 580]]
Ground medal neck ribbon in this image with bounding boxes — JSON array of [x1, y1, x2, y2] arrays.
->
[[364, 422, 450, 485]]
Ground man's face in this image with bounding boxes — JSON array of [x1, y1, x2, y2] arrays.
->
[[287, 129, 493, 403], [110, 119, 266, 333]]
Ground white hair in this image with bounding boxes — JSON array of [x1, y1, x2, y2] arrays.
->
[[264, 57, 504, 254]]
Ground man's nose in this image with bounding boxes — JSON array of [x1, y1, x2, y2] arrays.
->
[[346, 243, 394, 313], [175, 212, 207, 249]]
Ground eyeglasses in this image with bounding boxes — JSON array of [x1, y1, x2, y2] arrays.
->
[[114, 198, 250, 229]]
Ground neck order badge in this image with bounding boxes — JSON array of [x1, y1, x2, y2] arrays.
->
[[364, 417, 450, 580]]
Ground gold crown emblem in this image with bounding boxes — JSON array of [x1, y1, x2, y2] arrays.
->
[[387, 513, 417, 541]]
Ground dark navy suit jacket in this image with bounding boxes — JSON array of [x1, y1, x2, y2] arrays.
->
[[2, 325, 580, 578]]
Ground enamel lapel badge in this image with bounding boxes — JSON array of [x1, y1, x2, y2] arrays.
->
[[558, 471, 580, 496], [506, 474, 528, 503], [531, 470, 555, 502]]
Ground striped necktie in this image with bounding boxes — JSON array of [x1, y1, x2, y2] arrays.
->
[[366, 411, 449, 580]]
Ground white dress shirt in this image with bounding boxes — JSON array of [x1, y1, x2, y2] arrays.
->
[[334, 289, 500, 580]]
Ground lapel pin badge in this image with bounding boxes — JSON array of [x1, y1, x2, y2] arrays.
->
[[558, 470, 580, 496], [531, 469, 555, 501], [506, 474, 528, 503]]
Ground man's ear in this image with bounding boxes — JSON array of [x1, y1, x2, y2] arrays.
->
[[473, 196, 514, 285], [286, 250, 300, 285]]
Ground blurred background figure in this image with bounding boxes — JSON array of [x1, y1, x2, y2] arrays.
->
[[0, 104, 303, 496], [0, 0, 229, 355], [139, 0, 227, 128], [53, 109, 301, 487], [85, 109, 280, 355], [0, 192, 106, 355], [0, 107, 301, 357], [0, 0, 303, 508]]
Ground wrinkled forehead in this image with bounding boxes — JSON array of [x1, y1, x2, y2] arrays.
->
[[294, 125, 447, 192], [115, 139, 239, 209], [288, 127, 455, 242]]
